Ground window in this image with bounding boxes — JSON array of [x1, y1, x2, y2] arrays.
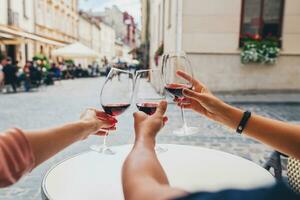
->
[[168, 0, 172, 28], [240, 0, 284, 42]]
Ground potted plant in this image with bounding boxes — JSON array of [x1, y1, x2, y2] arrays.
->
[[33, 54, 50, 69], [240, 33, 280, 65], [154, 43, 164, 66]]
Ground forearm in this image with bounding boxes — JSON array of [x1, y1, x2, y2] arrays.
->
[[122, 137, 168, 199], [220, 104, 300, 159], [129, 138, 169, 183], [24, 121, 94, 167], [122, 137, 186, 200]]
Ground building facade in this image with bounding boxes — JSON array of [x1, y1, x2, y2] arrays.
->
[[78, 11, 102, 55], [0, 0, 78, 66], [79, 11, 116, 63], [148, 0, 300, 91], [99, 22, 116, 61], [0, 0, 36, 65], [94, 6, 138, 49], [34, 0, 78, 61]]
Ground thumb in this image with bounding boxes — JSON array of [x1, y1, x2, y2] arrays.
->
[[133, 111, 147, 122], [154, 100, 167, 117]]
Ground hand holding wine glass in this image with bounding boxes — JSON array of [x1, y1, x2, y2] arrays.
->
[[80, 109, 117, 138], [162, 52, 199, 136], [135, 69, 168, 153], [90, 68, 134, 155], [175, 70, 230, 124], [134, 101, 168, 140]]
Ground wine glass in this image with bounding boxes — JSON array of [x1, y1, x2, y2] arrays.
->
[[91, 68, 134, 155], [135, 69, 167, 153], [162, 52, 199, 136]]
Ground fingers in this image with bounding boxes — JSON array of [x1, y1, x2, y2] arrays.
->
[[95, 131, 107, 136], [177, 101, 192, 109], [133, 111, 148, 122], [176, 70, 204, 88], [95, 126, 116, 136], [96, 111, 117, 120], [163, 116, 168, 125], [154, 100, 168, 117], [183, 89, 205, 102]]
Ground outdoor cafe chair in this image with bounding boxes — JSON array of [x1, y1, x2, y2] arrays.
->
[[264, 151, 300, 193]]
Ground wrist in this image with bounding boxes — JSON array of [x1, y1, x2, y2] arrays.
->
[[135, 133, 156, 145], [218, 103, 244, 130], [77, 120, 98, 138]]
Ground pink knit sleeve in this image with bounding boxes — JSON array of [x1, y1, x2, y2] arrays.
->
[[0, 128, 35, 187]]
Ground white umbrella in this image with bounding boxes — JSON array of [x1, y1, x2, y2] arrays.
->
[[52, 42, 99, 59]]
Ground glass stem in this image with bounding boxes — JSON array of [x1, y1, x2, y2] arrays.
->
[[181, 105, 187, 130], [103, 131, 109, 148]]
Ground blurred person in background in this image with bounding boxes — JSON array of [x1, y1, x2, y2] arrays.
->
[[30, 61, 42, 87], [0, 54, 6, 89], [2, 57, 18, 93], [49, 63, 61, 80], [23, 61, 33, 92]]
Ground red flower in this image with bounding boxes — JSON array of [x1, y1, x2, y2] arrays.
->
[[253, 34, 261, 40], [245, 32, 252, 38]]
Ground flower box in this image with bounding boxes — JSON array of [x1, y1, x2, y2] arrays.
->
[[240, 33, 280, 65]]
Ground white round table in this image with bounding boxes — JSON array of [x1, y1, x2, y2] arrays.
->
[[42, 144, 275, 200]]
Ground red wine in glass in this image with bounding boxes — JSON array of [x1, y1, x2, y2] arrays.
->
[[136, 102, 158, 115], [165, 83, 192, 98], [162, 52, 199, 136], [90, 68, 134, 155], [102, 103, 130, 116], [135, 68, 167, 153]]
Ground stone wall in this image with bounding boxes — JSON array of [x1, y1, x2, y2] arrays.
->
[[188, 53, 300, 92], [182, 0, 300, 91]]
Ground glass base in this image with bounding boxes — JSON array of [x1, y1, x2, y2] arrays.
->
[[90, 145, 115, 155], [155, 146, 168, 154], [173, 126, 199, 137]]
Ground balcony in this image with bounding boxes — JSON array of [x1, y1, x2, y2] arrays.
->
[[8, 9, 19, 27]]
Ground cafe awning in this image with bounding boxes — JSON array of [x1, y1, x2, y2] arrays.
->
[[52, 42, 100, 59]]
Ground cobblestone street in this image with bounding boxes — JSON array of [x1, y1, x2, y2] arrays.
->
[[1, 78, 300, 199]]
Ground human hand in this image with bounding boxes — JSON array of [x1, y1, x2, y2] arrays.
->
[[134, 101, 168, 140], [175, 70, 230, 124], [80, 108, 117, 138]]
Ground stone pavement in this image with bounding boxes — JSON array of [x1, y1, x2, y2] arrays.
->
[[0, 78, 299, 199]]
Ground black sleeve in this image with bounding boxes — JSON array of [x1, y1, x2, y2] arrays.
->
[[174, 182, 300, 200]]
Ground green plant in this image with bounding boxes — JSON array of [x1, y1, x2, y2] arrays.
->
[[33, 54, 50, 69], [240, 34, 280, 65], [64, 59, 74, 65], [154, 43, 164, 66]]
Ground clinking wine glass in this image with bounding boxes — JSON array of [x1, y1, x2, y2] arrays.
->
[[162, 52, 199, 136], [135, 69, 167, 153], [90, 68, 134, 155]]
